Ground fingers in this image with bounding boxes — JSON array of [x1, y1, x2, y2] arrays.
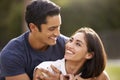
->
[[38, 68, 50, 77], [67, 74, 74, 80], [60, 74, 75, 80], [33, 68, 43, 80], [60, 74, 64, 80], [33, 74, 43, 80], [74, 75, 89, 80], [33, 67, 61, 80], [50, 65, 61, 74], [33, 68, 49, 80], [60, 74, 68, 80]]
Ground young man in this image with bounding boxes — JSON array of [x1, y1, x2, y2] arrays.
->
[[0, 0, 68, 80]]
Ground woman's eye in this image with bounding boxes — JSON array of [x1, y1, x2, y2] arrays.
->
[[66, 38, 72, 44], [69, 39, 73, 42], [76, 43, 81, 46]]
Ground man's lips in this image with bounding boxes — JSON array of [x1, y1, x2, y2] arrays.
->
[[49, 36, 57, 41]]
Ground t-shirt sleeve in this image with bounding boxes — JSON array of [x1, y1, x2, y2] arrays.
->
[[0, 40, 26, 77], [59, 34, 69, 42]]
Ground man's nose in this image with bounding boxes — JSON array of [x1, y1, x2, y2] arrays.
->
[[54, 28, 60, 36]]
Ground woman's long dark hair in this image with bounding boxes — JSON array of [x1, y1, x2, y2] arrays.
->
[[75, 27, 107, 78]]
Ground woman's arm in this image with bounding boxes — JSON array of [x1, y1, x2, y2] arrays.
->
[[33, 65, 61, 80]]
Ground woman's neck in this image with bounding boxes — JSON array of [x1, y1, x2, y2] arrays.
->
[[65, 60, 85, 75]]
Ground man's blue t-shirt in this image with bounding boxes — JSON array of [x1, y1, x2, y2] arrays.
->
[[0, 31, 68, 79]]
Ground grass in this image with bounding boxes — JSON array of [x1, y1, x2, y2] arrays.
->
[[105, 60, 120, 80]]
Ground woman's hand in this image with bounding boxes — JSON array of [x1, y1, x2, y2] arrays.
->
[[33, 65, 61, 80], [60, 74, 74, 80]]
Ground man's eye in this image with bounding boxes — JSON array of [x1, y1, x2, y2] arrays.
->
[[49, 27, 55, 31]]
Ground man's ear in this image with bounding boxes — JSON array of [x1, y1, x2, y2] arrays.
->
[[29, 23, 38, 32], [86, 52, 94, 59]]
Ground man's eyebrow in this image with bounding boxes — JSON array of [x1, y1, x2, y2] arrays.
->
[[49, 25, 60, 28], [48, 26, 57, 29]]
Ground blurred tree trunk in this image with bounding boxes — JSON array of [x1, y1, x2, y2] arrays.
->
[[22, 0, 30, 32]]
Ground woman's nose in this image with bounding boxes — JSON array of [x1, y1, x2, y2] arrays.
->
[[66, 43, 74, 49]]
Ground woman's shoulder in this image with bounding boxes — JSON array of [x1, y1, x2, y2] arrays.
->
[[96, 71, 110, 80], [74, 71, 110, 80]]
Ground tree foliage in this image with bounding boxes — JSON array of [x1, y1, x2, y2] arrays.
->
[[0, 0, 23, 49], [52, 0, 120, 36]]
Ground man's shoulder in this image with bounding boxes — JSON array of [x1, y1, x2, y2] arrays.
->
[[0, 32, 30, 77], [15, 31, 29, 43], [0, 32, 29, 56], [54, 34, 68, 48], [59, 34, 69, 39], [57, 34, 69, 42], [5, 32, 28, 47]]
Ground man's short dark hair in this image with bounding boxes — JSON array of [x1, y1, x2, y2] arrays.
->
[[25, 0, 61, 31]]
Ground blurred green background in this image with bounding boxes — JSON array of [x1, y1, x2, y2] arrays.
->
[[0, 0, 120, 79]]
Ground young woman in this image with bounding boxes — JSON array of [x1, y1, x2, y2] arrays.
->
[[33, 27, 110, 80]]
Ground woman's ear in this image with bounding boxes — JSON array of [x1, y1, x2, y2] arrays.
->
[[86, 52, 94, 59]]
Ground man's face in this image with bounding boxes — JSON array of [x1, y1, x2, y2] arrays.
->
[[33, 14, 61, 46]]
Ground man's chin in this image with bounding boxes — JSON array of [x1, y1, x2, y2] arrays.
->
[[47, 39, 57, 45], [49, 41, 56, 46]]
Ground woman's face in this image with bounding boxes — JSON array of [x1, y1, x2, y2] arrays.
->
[[64, 32, 92, 62]]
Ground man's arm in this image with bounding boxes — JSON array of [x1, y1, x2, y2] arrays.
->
[[6, 73, 30, 80]]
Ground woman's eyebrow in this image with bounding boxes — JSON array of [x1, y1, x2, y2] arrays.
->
[[76, 39, 84, 44]]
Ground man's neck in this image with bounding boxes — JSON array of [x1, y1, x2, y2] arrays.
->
[[28, 33, 49, 51]]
